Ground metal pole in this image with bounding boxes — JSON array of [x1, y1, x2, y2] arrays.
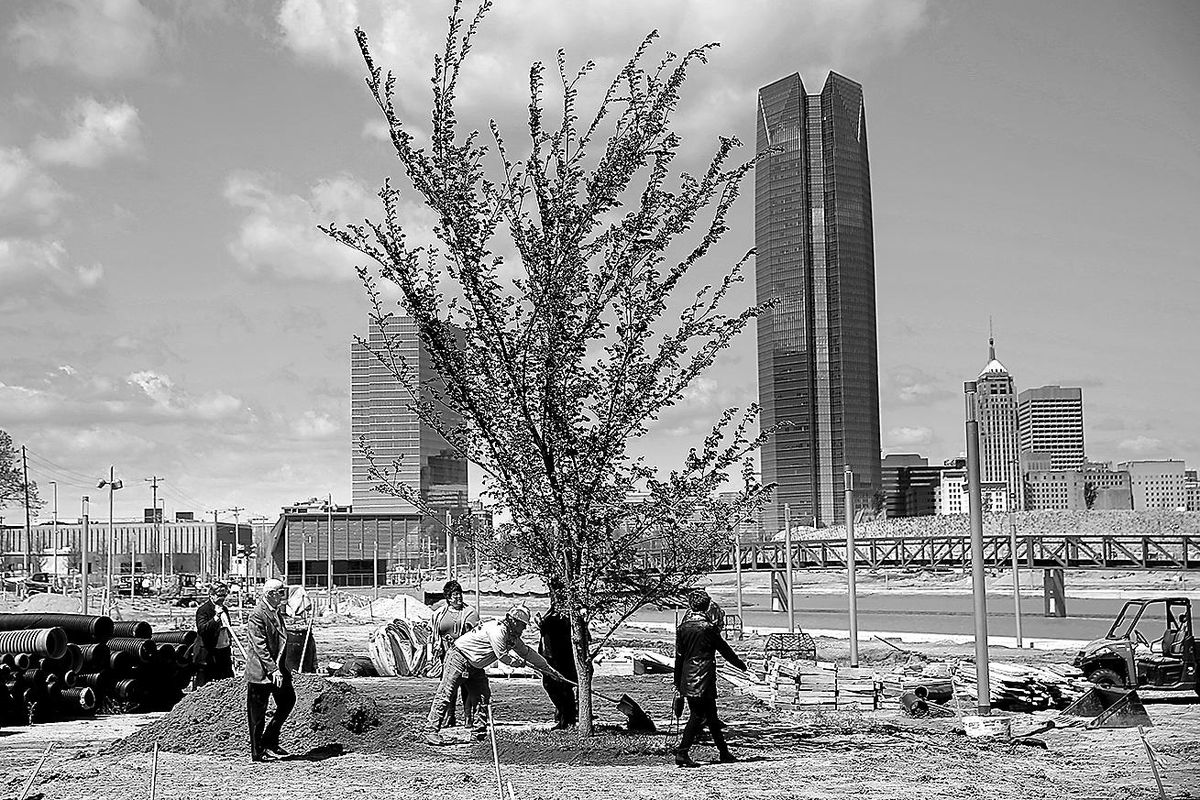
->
[[211, 509, 219, 581], [129, 531, 135, 600], [21, 446, 31, 576], [845, 466, 860, 667], [445, 510, 452, 580], [81, 496, 90, 613], [108, 466, 116, 602], [1010, 509, 1024, 648], [783, 503, 795, 633], [733, 532, 744, 640], [964, 380, 991, 714], [326, 494, 335, 609], [50, 480, 58, 575], [373, 538, 379, 601], [301, 527, 307, 588]]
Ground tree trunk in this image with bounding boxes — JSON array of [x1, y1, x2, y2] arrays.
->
[[569, 610, 593, 735]]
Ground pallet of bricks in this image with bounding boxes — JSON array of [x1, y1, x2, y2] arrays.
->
[[762, 658, 881, 711]]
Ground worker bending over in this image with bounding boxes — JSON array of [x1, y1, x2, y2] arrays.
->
[[425, 604, 572, 745]]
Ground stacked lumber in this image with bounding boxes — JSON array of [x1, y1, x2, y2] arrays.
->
[[744, 657, 881, 711], [0, 613, 197, 726], [953, 661, 1091, 712]]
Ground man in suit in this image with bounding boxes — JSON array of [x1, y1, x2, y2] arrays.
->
[[245, 578, 294, 762], [537, 601, 578, 729], [193, 582, 234, 687], [672, 589, 746, 768]]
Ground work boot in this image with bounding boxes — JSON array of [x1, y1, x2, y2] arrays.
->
[[265, 747, 290, 760], [674, 750, 700, 768]]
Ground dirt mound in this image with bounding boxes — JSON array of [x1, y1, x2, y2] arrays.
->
[[109, 674, 380, 758], [15, 593, 82, 613]]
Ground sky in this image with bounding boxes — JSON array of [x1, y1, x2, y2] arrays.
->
[[1, 0, 1197, 524]]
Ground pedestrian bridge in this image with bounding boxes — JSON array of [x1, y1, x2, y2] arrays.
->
[[635, 534, 1200, 573]]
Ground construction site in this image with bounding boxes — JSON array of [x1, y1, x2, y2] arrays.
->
[[1, 562, 1198, 800]]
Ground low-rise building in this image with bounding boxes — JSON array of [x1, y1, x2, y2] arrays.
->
[[1117, 460, 1188, 511]]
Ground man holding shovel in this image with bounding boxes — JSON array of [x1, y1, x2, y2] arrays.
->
[[424, 604, 572, 745], [245, 579, 294, 762]]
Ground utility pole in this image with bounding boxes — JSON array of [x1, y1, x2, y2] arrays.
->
[[845, 466, 860, 668], [21, 445, 31, 577], [146, 476, 165, 579], [325, 494, 334, 610], [211, 509, 219, 580], [80, 496, 90, 613], [965, 381, 992, 714], [1009, 461, 1024, 649], [49, 479, 58, 569], [445, 509, 453, 580]]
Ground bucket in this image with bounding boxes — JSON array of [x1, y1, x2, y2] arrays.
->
[[963, 715, 1011, 740]]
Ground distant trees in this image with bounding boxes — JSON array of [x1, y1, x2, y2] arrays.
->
[[0, 429, 40, 514], [328, 1, 776, 732]]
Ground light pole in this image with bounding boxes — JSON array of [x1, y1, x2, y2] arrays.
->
[[1009, 457, 1024, 649], [783, 503, 796, 633], [326, 493, 334, 611], [845, 466, 860, 667], [97, 467, 123, 604], [80, 496, 90, 612], [964, 381, 991, 713]]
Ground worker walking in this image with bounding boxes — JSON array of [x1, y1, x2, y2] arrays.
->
[[193, 581, 234, 687], [245, 578, 294, 762], [424, 604, 572, 745], [672, 589, 746, 768]]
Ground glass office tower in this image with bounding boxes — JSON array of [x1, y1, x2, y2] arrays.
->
[[755, 72, 881, 532]]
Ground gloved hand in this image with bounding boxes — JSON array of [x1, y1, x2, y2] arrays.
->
[[673, 693, 685, 719]]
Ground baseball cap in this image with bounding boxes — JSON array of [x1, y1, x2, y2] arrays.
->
[[506, 604, 532, 625]]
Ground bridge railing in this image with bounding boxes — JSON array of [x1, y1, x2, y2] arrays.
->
[[634, 534, 1200, 572]]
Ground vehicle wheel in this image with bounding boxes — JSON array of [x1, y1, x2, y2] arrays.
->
[[1087, 668, 1123, 689]]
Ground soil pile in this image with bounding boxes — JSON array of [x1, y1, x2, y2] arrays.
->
[[15, 593, 81, 613], [109, 674, 381, 758]]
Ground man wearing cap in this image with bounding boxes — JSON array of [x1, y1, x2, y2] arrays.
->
[[194, 581, 234, 687], [673, 589, 746, 768], [424, 604, 572, 745], [245, 579, 294, 762]]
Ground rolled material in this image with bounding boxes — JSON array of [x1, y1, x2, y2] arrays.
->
[[0, 628, 69, 660], [111, 621, 152, 639], [151, 631, 196, 646], [106, 637, 156, 662], [0, 613, 113, 643]]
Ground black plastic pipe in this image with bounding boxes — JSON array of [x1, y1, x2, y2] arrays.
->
[[111, 621, 152, 639], [106, 637, 156, 662], [151, 630, 196, 646], [0, 613, 113, 643], [0, 628, 69, 660]]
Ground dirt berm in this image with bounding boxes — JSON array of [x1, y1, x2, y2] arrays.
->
[[109, 674, 381, 758]]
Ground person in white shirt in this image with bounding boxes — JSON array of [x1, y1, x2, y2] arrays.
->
[[424, 603, 571, 745]]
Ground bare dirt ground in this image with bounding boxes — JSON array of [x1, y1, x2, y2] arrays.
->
[[3, 620, 1197, 800]]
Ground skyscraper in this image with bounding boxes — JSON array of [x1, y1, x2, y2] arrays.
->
[[350, 317, 467, 516], [755, 72, 881, 531], [976, 336, 1020, 510], [1017, 385, 1085, 471]]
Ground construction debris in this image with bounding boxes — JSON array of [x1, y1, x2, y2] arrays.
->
[[731, 657, 882, 711]]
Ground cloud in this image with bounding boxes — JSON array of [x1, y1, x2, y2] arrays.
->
[[292, 411, 341, 440], [1118, 435, 1164, 456], [885, 425, 935, 448], [126, 371, 244, 421], [33, 98, 144, 168], [277, 0, 930, 142], [0, 237, 104, 312], [0, 147, 70, 231], [6, 0, 165, 81], [888, 365, 953, 406], [223, 170, 436, 282]]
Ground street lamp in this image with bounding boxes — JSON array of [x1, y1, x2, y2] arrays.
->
[[97, 467, 124, 603]]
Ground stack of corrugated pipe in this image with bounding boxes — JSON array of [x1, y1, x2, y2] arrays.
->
[[0, 613, 198, 725]]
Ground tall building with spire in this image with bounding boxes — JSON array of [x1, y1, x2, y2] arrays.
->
[[976, 335, 1021, 510], [755, 72, 881, 531]]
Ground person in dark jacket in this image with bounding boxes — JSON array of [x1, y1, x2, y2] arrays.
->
[[537, 602, 578, 728], [245, 579, 294, 762], [193, 582, 234, 686], [672, 589, 746, 768]]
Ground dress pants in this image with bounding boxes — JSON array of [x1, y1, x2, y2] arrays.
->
[[196, 647, 234, 687], [247, 674, 295, 760], [677, 695, 728, 755]]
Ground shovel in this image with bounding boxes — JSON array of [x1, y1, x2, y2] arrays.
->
[[563, 679, 656, 733]]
